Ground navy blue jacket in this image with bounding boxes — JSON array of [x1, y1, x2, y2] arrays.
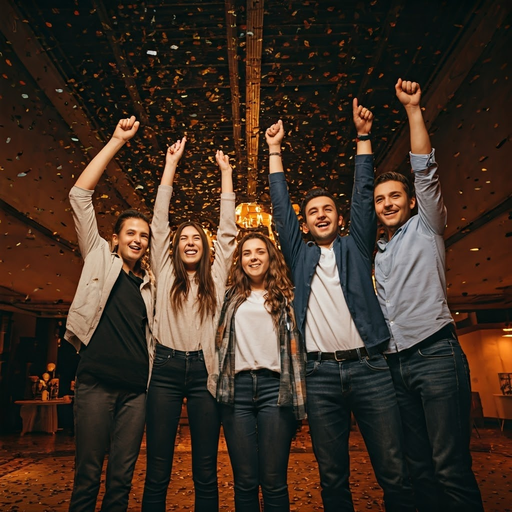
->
[[269, 154, 390, 355]]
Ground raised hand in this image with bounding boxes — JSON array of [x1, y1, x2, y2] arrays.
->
[[75, 116, 140, 190], [112, 115, 140, 143], [215, 150, 232, 173], [165, 136, 187, 167], [395, 78, 421, 108], [265, 119, 285, 148], [353, 98, 373, 135]]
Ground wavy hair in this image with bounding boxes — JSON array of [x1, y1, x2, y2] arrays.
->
[[170, 221, 217, 322], [228, 233, 294, 330]]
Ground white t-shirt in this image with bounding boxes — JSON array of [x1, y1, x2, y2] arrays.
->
[[234, 290, 280, 373], [305, 246, 364, 352]]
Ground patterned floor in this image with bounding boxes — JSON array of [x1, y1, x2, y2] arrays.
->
[[0, 423, 511, 511]]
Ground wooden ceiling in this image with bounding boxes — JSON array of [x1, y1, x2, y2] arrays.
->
[[0, 0, 511, 317]]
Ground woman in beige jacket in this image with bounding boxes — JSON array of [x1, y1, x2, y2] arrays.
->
[[142, 137, 236, 511], [65, 116, 154, 512]]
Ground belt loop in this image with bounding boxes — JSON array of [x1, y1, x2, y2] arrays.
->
[[356, 347, 364, 360], [171, 349, 176, 358]]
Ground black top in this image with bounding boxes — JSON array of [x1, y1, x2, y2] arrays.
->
[[77, 269, 149, 393]]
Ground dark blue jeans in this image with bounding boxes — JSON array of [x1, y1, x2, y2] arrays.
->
[[142, 345, 220, 512], [69, 379, 146, 512], [305, 353, 415, 512], [220, 369, 298, 512], [386, 337, 484, 512]]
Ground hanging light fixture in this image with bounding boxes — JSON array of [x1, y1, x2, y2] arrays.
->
[[235, 202, 274, 239]]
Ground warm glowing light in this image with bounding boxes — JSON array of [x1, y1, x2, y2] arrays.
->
[[470, 248, 480, 252], [235, 202, 274, 239]]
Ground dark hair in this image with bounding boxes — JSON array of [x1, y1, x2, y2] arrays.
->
[[112, 209, 151, 274], [226, 232, 295, 332], [170, 221, 217, 322], [300, 188, 341, 220], [113, 209, 151, 235], [374, 172, 415, 199]]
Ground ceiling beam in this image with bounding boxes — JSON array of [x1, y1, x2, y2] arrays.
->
[[376, 0, 508, 173], [0, 199, 78, 255], [445, 195, 512, 249], [0, 0, 144, 210], [224, 0, 243, 166], [245, 0, 264, 199]]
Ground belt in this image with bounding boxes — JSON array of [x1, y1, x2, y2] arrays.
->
[[307, 347, 368, 362], [156, 345, 203, 359], [237, 368, 280, 379]]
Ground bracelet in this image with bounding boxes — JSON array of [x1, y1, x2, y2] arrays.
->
[[269, 152, 282, 157], [355, 133, 371, 142]]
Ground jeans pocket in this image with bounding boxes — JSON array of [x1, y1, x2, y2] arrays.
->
[[305, 360, 319, 377], [152, 353, 171, 368], [363, 354, 389, 372], [418, 339, 454, 359]]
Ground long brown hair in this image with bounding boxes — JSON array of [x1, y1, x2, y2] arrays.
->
[[170, 221, 217, 322], [229, 233, 294, 330]]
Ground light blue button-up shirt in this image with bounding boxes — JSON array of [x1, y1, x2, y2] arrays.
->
[[374, 149, 454, 353]]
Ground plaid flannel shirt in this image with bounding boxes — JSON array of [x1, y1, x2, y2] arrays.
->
[[216, 293, 307, 420]]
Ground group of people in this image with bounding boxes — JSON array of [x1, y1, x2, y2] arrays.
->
[[64, 79, 484, 512]]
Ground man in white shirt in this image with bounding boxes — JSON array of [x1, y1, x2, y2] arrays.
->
[[266, 100, 414, 511]]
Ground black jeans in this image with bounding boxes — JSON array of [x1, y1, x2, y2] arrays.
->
[[142, 345, 220, 512], [69, 378, 146, 512]]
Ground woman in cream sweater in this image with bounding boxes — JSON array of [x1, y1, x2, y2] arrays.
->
[[142, 137, 236, 512]]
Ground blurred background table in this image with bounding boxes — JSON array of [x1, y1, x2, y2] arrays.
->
[[14, 396, 72, 435], [493, 394, 512, 431]]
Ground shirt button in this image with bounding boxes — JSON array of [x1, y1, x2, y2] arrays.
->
[[390, 321, 394, 325]]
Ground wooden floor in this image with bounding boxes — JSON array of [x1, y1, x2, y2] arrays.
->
[[0, 424, 511, 511]]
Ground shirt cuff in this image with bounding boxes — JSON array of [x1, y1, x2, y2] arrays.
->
[[410, 148, 436, 172], [269, 172, 286, 184]]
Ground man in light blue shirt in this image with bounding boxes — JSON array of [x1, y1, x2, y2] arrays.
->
[[373, 79, 483, 512]]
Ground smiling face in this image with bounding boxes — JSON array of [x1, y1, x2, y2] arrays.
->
[[302, 195, 343, 247], [374, 180, 416, 236], [177, 225, 204, 271], [112, 217, 150, 271], [241, 238, 270, 288]]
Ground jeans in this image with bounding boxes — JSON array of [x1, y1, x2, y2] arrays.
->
[[220, 369, 297, 512], [386, 336, 484, 512], [69, 379, 146, 512], [142, 345, 220, 512], [305, 353, 415, 512]]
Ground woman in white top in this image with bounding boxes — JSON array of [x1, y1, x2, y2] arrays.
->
[[216, 233, 306, 511], [142, 138, 237, 511]]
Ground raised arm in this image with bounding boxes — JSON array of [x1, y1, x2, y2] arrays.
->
[[397, 79, 445, 234], [215, 150, 234, 194], [150, 137, 187, 278], [348, 99, 378, 261], [396, 78, 431, 155], [211, 151, 236, 294], [70, 116, 139, 259], [266, 120, 304, 269], [266, 120, 285, 174], [160, 136, 187, 186], [353, 97, 373, 156], [75, 116, 140, 190]]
